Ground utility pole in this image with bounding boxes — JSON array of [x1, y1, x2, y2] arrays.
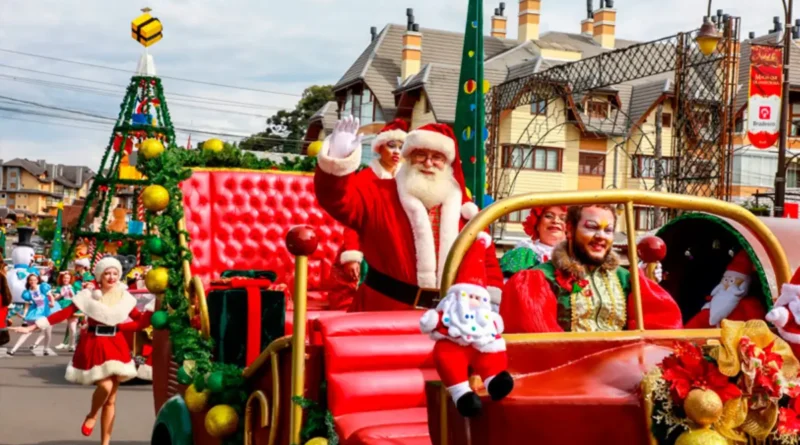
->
[[654, 103, 664, 226], [775, 0, 794, 217]]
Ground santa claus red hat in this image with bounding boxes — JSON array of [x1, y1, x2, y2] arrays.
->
[[372, 119, 409, 153], [725, 250, 753, 280], [402, 123, 481, 220], [446, 232, 492, 302]]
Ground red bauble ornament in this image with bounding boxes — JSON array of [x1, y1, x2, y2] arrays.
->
[[286, 226, 318, 257], [637, 235, 667, 263]]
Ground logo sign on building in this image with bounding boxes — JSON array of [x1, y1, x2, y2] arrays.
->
[[747, 45, 784, 149]]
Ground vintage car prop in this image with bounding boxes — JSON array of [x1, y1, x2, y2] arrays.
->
[[148, 181, 798, 445]]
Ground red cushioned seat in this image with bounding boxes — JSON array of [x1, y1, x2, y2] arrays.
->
[[285, 310, 346, 345], [317, 312, 434, 445]]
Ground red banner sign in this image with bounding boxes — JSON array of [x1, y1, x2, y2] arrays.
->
[[747, 45, 784, 149], [785, 202, 799, 219]]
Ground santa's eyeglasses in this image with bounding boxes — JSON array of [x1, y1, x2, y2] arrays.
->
[[410, 150, 447, 165]]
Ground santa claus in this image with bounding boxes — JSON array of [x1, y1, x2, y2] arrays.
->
[[316, 116, 503, 311], [420, 232, 513, 417], [329, 119, 408, 311], [685, 250, 766, 328], [766, 283, 800, 358]]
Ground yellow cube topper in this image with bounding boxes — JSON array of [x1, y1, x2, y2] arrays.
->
[[131, 12, 163, 47]]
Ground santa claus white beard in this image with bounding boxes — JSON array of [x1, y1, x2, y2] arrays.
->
[[398, 163, 459, 209], [438, 293, 496, 346], [709, 285, 746, 326]]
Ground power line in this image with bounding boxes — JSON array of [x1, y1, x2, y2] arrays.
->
[[0, 47, 303, 97]]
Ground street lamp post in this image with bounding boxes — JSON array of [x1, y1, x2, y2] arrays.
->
[[697, 0, 793, 216]]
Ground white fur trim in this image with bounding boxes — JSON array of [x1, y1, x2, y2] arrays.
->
[[137, 364, 153, 381], [447, 381, 472, 402], [372, 130, 407, 153], [476, 338, 506, 353], [462, 202, 480, 221], [777, 327, 800, 345], [767, 307, 790, 328], [396, 175, 462, 288], [35, 317, 51, 330], [71, 289, 138, 326], [65, 359, 138, 385], [475, 232, 491, 247], [74, 258, 90, 269], [789, 300, 800, 323], [420, 309, 439, 333], [94, 257, 123, 280], [430, 332, 470, 346], [448, 283, 491, 301], [775, 284, 800, 309], [317, 136, 362, 177], [92, 290, 104, 300], [340, 250, 364, 264], [487, 286, 502, 306], [368, 158, 395, 179], [402, 129, 456, 163]]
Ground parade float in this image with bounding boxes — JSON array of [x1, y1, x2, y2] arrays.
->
[[51, 6, 800, 445]]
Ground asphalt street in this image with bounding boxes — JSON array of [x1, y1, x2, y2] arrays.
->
[[0, 324, 154, 445]]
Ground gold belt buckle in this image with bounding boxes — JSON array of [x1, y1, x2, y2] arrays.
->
[[413, 288, 439, 309]]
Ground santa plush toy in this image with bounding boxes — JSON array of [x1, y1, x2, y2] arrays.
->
[[766, 283, 800, 358], [685, 250, 766, 328], [420, 232, 514, 418]]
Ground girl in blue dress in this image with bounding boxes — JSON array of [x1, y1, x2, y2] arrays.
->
[[8, 274, 59, 356]]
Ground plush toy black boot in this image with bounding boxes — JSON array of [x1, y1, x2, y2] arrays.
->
[[487, 371, 514, 401], [456, 392, 482, 417]]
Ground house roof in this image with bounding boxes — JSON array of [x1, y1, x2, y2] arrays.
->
[[627, 74, 675, 128], [309, 101, 339, 130], [2, 158, 94, 188], [537, 32, 639, 58]]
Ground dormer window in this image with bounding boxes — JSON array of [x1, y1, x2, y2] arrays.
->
[[587, 101, 608, 119], [339, 86, 384, 125]]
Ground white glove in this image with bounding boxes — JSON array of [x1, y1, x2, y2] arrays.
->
[[419, 309, 439, 334], [327, 115, 363, 159], [766, 306, 790, 328]]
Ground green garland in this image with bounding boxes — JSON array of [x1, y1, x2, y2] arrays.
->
[[172, 145, 318, 172]]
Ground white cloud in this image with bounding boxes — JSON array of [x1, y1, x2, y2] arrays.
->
[[0, 0, 793, 168]]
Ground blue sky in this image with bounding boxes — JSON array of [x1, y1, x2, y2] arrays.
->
[[0, 0, 791, 170]]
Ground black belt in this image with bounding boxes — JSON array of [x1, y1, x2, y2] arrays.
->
[[87, 325, 118, 336], [364, 266, 440, 309]]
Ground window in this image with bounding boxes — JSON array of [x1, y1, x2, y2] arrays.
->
[[531, 98, 547, 115], [502, 145, 562, 172], [632, 155, 675, 179], [579, 153, 606, 176], [733, 153, 777, 186], [503, 209, 531, 223], [588, 101, 608, 119], [635, 207, 656, 231], [662, 113, 672, 128], [792, 103, 800, 137], [361, 90, 374, 125], [788, 163, 800, 188]]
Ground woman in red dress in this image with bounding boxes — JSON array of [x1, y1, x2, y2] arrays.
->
[[11, 256, 153, 445]]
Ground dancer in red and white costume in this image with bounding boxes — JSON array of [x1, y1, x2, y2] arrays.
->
[[420, 232, 513, 417], [11, 256, 153, 445]]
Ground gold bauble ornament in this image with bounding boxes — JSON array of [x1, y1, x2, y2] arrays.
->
[[203, 139, 224, 152], [684, 389, 724, 427], [674, 428, 728, 445], [185, 384, 211, 413], [145, 267, 170, 293], [307, 140, 323, 158], [204, 404, 239, 438], [142, 185, 170, 212], [140, 138, 165, 159], [305, 438, 329, 445]]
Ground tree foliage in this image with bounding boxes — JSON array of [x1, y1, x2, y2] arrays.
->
[[37, 218, 56, 242], [240, 85, 334, 154]]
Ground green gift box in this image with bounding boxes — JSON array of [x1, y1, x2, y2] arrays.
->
[[207, 270, 284, 368]]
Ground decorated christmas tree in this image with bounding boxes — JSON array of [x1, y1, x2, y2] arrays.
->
[[454, 0, 488, 209], [50, 203, 65, 268]]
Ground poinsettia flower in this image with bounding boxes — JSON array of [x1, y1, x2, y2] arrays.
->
[[779, 399, 800, 435], [660, 342, 742, 404]]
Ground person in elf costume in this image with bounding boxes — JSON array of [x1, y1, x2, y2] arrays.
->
[[684, 250, 766, 328], [500, 204, 683, 333], [329, 119, 408, 311], [499, 206, 567, 280], [420, 232, 513, 417], [53, 271, 83, 351], [72, 258, 94, 292], [316, 116, 503, 311], [766, 283, 800, 358]]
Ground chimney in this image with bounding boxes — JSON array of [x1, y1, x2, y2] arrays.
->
[[592, 0, 616, 49], [749, 31, 756, 40], [77, 167, 83, 187], [491, 3, 507, 38], [581, 0, 594, 35], [794, 19, 800, 39], [401, 9, 422, 81], [518, 0, 541, 41], [370, 26, 377, 42], [773, 16, 783, 33]]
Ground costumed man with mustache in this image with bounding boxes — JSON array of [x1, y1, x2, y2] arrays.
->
[[315, 116, 504, 311], [328, 119, 408, 311], [684, 250, 766, 328], [500, 204, 683, 333]]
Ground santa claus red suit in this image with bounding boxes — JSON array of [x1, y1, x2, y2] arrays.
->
[[33, 257, 154, 384], [766, 284, 800, 358], [316, 117, 503, 311], [328, 119, 408, 311], [685, 250, 766, 329], [420, 232, 513, 417]]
